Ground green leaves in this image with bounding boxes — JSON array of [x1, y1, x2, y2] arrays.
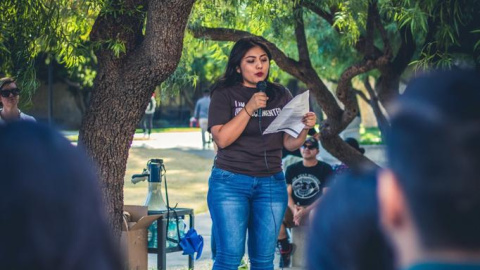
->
[[0, 0, 98, 94], [2, 0, 479, 100], [106, 39, 126, 58]]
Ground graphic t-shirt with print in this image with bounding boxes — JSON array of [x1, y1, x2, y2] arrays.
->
[[208, 84, 292, 177], [286, 161, 333, 206]]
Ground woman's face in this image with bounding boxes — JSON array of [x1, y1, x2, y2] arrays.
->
[[0, 82, 20, 108], [237, 46, 269, 88]]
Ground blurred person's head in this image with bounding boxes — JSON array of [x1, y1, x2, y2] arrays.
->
[[0, 122, 122, 270], [344, 137, 365, 155], [307, 171, 395, 270], [378, 70, 480, 267], [203, 89, 210, 97]]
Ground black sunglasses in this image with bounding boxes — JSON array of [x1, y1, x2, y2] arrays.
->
[[0, 88, 21, 98], [302, 144, 317, 150]]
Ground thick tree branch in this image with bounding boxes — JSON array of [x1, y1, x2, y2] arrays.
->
[[354, 88, 370, 103], [392, 26, 415, 73], [320, 135, 379, 170], [294, 5, 311, 66], [333, 53, 390, 135], [337, 55, 389, 103], [338, 55, 390, 101], [375, 25, 415, 109], [300, 1, 335, 25], [189, 27, 303, 73], [190, 27, 252, 42], [365, 1, 376, 59], [371, 1, 392, 58]]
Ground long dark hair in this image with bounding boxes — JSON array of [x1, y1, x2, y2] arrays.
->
[[211, 36, 284, 99]]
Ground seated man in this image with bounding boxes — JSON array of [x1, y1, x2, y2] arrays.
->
[[277, 137, 333, 267], [378, 70, 480, 270]]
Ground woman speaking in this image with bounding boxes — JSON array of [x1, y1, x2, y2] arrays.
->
[[207, 37, 316, 270]]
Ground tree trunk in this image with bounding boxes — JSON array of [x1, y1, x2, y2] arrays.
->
[[78, 0, 195, 237]]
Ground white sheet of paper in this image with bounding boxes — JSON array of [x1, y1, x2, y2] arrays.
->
[[263, 90, 309, 138]]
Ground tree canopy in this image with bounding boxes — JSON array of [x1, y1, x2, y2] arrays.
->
[[184, 0, 480, 167]]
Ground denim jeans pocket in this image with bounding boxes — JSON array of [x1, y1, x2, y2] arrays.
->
[[272, 171, 286, 181], [210, 167, 236, 182]]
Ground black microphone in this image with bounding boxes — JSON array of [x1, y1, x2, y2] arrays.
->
[[256, 81, 267, 117]]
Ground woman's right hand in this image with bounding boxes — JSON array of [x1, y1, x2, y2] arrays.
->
[[245, 92, 268, 114], [211, 92, 268, 149]]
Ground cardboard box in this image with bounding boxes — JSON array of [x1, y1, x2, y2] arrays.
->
[[121, 205, 162, 270]]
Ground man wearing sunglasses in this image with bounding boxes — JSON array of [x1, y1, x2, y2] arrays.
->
[[277, 136, 333, 267], [0, 77, 36, 123]]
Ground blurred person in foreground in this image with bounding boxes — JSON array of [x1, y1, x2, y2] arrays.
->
[[378, 70, 480, 270], [0, 122, 122, 270], [0, 77, 35, 123], [307, 171, 394, 270]]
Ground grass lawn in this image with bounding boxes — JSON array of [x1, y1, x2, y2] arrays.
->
[[123, 147, 212, 214], [135, 127, 200, 133], [360, 126, 383, 145]]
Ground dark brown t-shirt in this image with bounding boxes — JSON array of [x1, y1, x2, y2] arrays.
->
[[208, 84, 293, 177]]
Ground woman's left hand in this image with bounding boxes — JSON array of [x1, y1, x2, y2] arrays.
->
[[302, 112, 317, 130]]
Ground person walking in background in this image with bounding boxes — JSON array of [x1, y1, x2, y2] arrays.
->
[[307, 171, 394, 270], [0, 122, 122, 270], [194, 89, 211, 149], [207, 36, 316, 270], [378, 70, 480, 270], [142, 93, 156, 138], [277, 136, 333, 268], [0, 77, 35, 123]]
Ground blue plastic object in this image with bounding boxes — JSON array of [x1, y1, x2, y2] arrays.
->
[[179, 228, 204, 260]]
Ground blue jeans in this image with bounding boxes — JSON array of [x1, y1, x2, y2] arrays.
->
[[208, 167, 288, 270]]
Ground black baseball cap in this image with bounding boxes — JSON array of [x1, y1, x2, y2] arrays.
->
[[303, 137, 319, 149]]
